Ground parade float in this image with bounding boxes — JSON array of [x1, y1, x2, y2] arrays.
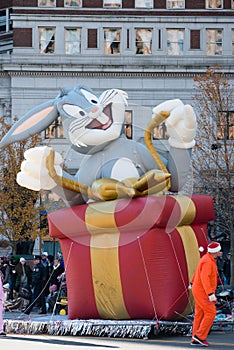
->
[[1, 84, 219, 337]]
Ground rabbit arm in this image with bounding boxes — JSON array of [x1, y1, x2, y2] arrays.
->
[[46, 149, 90, 196]]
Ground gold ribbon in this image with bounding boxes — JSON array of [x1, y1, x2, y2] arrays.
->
[[86, 201, 130, 319], [177, 226, 200, 315], [173, 195, 196, 226], [173, 196, 199, 316]]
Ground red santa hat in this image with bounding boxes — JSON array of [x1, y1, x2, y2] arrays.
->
[[207, 242, 221, 253]]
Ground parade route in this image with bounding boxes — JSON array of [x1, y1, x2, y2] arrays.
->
[[0, 331, 234, 350]]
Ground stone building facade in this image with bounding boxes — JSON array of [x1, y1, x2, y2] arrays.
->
[[0, 1, 233, 168]]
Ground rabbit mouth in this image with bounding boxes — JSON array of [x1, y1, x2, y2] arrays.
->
[[86, 104, 113, 130]]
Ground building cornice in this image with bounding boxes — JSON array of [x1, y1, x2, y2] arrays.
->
[[11, 12, 234, 23], [12, 8, 234, 18], [5, 70, 234, 79]]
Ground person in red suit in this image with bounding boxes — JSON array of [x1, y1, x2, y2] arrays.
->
[[190, 241, 221, 347]]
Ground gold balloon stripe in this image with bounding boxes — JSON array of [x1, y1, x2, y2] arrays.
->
[[85, 201, 118, 240], [176, 226, 200, 316], [172, 195, 196, 226], [86, 201, 130, 320]]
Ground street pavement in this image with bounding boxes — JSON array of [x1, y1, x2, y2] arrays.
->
[[0, 332, 234, 350]]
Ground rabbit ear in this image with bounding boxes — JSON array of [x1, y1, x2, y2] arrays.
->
[[0, 100, 59, 148]]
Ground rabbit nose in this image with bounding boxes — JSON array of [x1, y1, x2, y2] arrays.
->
[[91, 106, 99, 113]]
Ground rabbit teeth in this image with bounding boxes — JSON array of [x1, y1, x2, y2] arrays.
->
[[86, 104, 112, 130]]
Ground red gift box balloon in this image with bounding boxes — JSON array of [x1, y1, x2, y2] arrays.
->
[[48, 194, 215, 321]]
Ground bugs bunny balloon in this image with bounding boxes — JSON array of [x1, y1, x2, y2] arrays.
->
[[0, 84, 196, 206]]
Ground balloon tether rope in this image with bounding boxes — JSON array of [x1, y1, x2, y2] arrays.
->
[[137, 236, 159, 328]]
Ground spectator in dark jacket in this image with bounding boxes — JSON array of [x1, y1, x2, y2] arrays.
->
[[223, 253, 231, 285], [3, 257, 17, 300], [44, 255, 54, 297], [49, 258, 65, 289], [216, 252, 225, 284], [14, 257, 32, 294], [24, 255, 47, 314]]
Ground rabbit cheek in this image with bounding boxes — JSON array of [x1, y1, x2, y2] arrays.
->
[[69, 127, 88, 147]]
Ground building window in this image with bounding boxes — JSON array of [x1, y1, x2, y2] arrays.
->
[[190, 30, 200, 49], [64, 0, 82, 6], [127, 29, 130, 49], [39, 27, 56, 54], [166, 0, 185, 9], [0, 9, 12, 33], [232, 29, 234, 55], [153, 122, 168, 140], [167, 29, 184, 55], [124, 111, 132, 139], [45, 117, 65, 139], [103, 0, 122, 8], [135, 29, 152, 54], [158, 29, 162, 49], [135, 0, 153, 8], [14, 28, 32, 48], [87, 29, 98, 49], [205, 0, 223, 9], [104, 28, 121, 54], [0, 10, 7, 33], [206, 29, 222, 55], [65, 28, 81, 54], [38, 0, 56, 6], [217, 112, 234, 140]]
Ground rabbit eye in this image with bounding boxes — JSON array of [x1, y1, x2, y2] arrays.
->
[[63, 104, 86, 118], [80, 89, 99, 105]]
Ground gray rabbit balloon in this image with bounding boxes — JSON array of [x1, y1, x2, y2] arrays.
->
[[0, 84, 196, 206]]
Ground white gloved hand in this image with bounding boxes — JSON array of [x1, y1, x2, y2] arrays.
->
[[152, 99, 197, 149], [208, 293, 217, 302], [17, 146, 63, 191]]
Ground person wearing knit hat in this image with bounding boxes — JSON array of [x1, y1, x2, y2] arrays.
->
[[14, 257, 32, 296], [207, 242, 221, 254], [189, 241, 221, 347], [41, 252, 48, 267]]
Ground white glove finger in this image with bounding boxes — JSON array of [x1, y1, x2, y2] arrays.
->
[[165, 105, 185, 126], [24, 146, 51, 162], [21, 161, 50, 178], [152, 99, 184, 115], [184, 105, 197, 129], [17, 171, 57, 191], [17, 172, 42, 191], [180, 127, 196, 143], [24, 146, 63, 165]]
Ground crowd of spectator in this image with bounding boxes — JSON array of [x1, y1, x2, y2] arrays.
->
[[0, 251, 66, 315]]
